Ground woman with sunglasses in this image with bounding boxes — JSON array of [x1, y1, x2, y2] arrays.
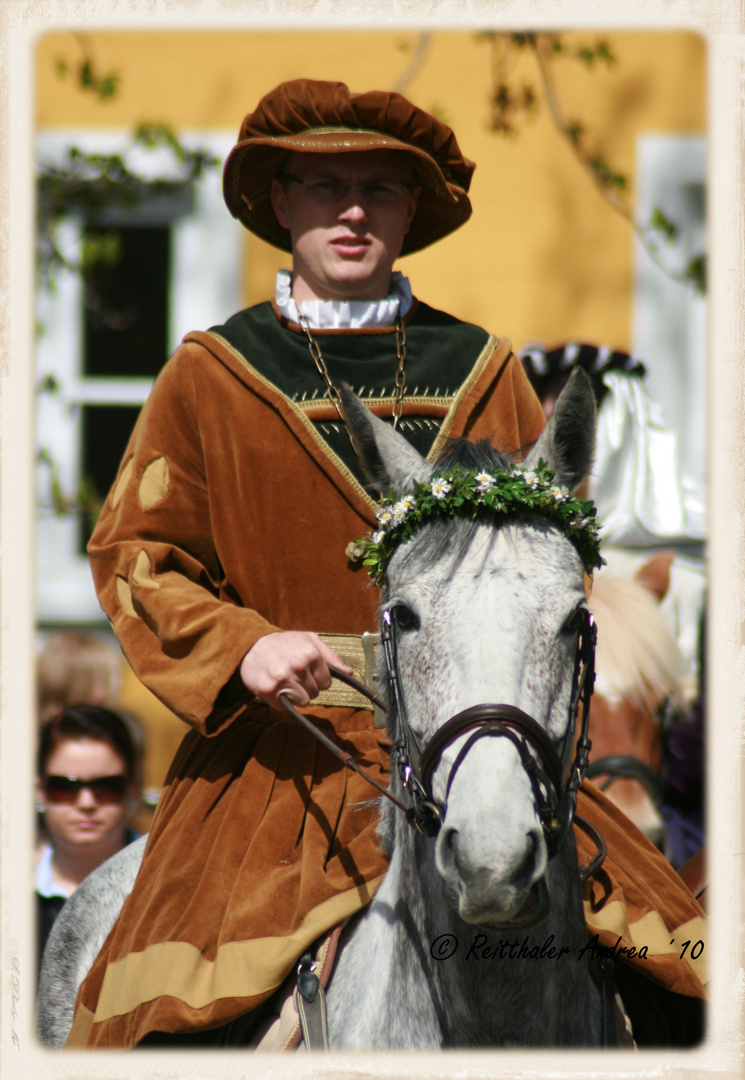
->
[[35, 704, 141, 978]]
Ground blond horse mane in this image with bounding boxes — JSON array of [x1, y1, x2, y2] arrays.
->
[[589, 574, 688, 714]]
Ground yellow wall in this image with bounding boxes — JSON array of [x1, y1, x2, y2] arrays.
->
[[36, 28, 705, 352]]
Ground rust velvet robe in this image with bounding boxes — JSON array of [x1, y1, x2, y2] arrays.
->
[[68, 303, 705, 1048]]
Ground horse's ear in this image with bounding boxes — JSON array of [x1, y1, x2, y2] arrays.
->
[[339, 385, 434, 495], [635, 550, 675, 601], [522, 367, 595, 490]]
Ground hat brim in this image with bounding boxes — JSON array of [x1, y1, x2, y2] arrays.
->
[[223, 129, 472, 255]]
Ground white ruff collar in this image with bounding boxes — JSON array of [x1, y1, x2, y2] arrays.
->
[[275, 269, 413, 329]]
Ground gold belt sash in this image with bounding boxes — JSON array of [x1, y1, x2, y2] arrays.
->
[[316, 632, 384, 725]]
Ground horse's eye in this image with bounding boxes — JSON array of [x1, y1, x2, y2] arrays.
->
[[391, 604, 418, 630]]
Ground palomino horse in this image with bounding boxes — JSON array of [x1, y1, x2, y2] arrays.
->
[[41, 370, 616, 1047], [585, 557, 688, 852]]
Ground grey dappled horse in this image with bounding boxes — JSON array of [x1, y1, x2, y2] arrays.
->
[[38, 835, 147, 1047], [39, 370, 607, 1047]]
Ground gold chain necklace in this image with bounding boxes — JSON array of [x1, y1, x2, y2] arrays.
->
[[297, 313, 407, 430]]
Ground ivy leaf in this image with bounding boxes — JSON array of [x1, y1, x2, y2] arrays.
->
[[685, 254, 707, 294], [98, 75, 119, 101], [37, 374, 60, 395], [649, 206, 679, 243], [81, 230, 121, 271], [594, 40, 617, 67], [566, 120, 585, 147]]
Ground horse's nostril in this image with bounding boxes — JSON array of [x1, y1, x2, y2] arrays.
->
[[510, 829, 540, 886], [438, 826, 460, 873]]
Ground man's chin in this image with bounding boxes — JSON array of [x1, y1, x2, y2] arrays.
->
[[321, 266, 390, 301], [293, 256, 397, 304]]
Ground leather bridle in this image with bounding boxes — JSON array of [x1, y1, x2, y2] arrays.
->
[[380, 605, 601, 867], [279, 604, 605, 881]]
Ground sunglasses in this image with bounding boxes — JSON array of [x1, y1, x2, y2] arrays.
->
[[43, 774, 128, 805]]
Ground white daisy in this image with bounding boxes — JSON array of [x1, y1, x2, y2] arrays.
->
[[375, 508, 395, 529], [474, 471, 495, 494], [551, 484, 570, 503], [391, 497, 414, 524], [522, 471, 540, 490], [430, 477, 452, 500]]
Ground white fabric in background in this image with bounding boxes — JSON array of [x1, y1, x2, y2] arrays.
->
[[589, 371, 705, 547]]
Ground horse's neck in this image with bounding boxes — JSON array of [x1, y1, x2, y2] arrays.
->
[[328, 816, 602, 1047], [326, 817, 448, 1047]]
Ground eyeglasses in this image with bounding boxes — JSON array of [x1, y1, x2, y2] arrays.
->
[[279, 174, 414, 205], [43, 774, 128, 805]]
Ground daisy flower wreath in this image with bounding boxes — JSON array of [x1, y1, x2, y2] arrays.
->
[[356, 462, 604, 586]]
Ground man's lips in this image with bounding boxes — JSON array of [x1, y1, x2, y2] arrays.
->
[[331, 235, 371, 256]]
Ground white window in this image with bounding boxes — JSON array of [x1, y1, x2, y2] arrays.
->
[[36, 130, 242, 623]]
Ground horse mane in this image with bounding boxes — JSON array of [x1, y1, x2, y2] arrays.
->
[[589, 574, 688, 713]]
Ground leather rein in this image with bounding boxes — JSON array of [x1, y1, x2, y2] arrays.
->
[[279, 606, 606, 882], [585, 754, 662, 807]]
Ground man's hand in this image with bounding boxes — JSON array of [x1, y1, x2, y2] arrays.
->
[[240, 631, 353, 712]]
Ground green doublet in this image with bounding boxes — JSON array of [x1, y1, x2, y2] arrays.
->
[[209, 300, 490, 487]]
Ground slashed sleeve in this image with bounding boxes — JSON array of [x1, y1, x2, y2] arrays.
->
[[87, 343, 282, 736]]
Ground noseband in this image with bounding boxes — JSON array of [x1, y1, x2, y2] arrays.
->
[[381, 606, 599, 864]]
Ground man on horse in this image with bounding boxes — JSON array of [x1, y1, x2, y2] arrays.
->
[[65, 78, 705, 1048]]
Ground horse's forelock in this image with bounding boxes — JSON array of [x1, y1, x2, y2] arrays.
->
[[393, 515, 496, 580], [437, 437, 514, 474], [386, 440, 526, 580]]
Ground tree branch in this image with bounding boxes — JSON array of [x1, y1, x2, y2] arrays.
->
[[529, 33, 704, 291]]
